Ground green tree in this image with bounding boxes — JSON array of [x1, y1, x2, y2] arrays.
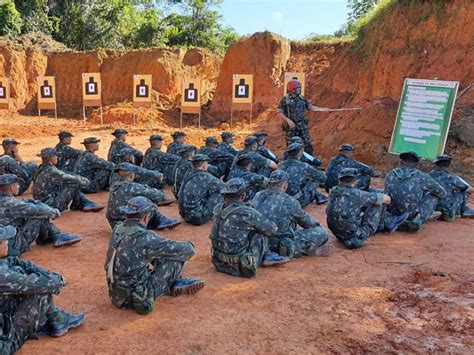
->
[[347, 0, 380, 23], [0, 0, 22, 37]]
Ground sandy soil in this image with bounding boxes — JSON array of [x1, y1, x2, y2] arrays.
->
[[2, 116, 473, 354]]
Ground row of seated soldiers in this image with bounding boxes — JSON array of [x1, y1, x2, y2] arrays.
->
[[0, 129, 473, 352]]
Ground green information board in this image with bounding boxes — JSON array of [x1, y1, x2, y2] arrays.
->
[[389, 78, 459, 160]]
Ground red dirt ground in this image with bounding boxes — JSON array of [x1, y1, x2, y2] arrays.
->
[[2, 117, 472, 354]]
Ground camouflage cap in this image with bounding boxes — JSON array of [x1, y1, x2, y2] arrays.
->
[[269, 170, 289, 184], [177, 144, 196, 156], [171, 131, 186, 138], [236, 153, 252, 165], [189, 154, 210, 163], [114, 162, 135, 172], [338, 167, 358, 179], [254, 132, 268, 138], [58, 131, 73, 139], [0, 174, 19, 186], [288, 136, 303, 144], [119, 196, 157, 215], [244, 135, 258, 146], [36, 147, 57, 158], [221, 178, 248, 194], [286, 142, 303, 155], [2, 138, 20, 146], [149, 134, 163, 141], [117, 147, 135, 157], [112, 128, 128, 137], [400, 151, 420, 164], [221, 132, 234, 139], [205, 137, 219, 145], [433, 154, 453, 164], [0, 224, 16, 241], [338, 144, 355, 152], [81, 137, 100, 145]]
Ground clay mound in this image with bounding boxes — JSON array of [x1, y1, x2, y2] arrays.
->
[[0, 32, 70, 52]]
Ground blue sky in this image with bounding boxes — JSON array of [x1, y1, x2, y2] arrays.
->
[[219, 0, 348, 40]]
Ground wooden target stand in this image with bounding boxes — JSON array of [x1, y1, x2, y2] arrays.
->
[[180, 106, 201, 130], [132, 102, 153, 125], [230, 102, 253, 128], [0, 100, 11, 123], [83, 99, 103, 124], [38, 102, 57, 121]]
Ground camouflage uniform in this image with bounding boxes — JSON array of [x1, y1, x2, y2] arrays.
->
[[232, 149, 273, 177], [55, 141, 82, 172], [327, 182, 386, 249], [143, 147, 179, 186], [107, 139, 143, 165], [172, 157, 193, 198], [282, 136, 322, 168], [73, 150, 114, 193], [105, 219, 195, 315], [228, 167, 267, 201], [0, 155, 35, 195], [218, 142, 239, 156], [325, 154, 374, 192], [279, 156, 326, 208], [178, 168, 225, 226], [277, 94, 315, 154], [0, 257, 71, 353], [33, 162, 91, 211], [429, 167, 471, 221], [109, 162, 164, 190], [255, 132, 279, 164], [196, 146, 234, 179], [167, 142, 183, 156], [385, 166, 447, 231], [252, 186, 328, 257], [106, 180, 166, 229]]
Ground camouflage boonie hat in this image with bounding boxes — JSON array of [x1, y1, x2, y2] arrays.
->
[[2, 138, 20, 146], [119, 196, 157, 215], [81, 137, 100, 145], [114, 162, 135, 172], [433, 154, 453, 164], [0, 224, 16, 241], [112, 128, 128, 137], [269, 170, 289, 184], [338, 168, 358, 179], [36, 147, 57, 158], [221, 132, 234, 139], [117, 147, 135, 157], [286, 143, 303, 155], [171, 131, 186, 138], [0, 174, 19, 186], [400, 151, 420, 164], [205, 137, 219, 145], [221, 178, 248, 194], [149, 134, 163, 141], [58, 131, 73, 139], [244, 136, 258, 146], [177, 144, 196, 156], [235, 153, 252, 165], [338, 144, 354, 152], [189, 154, 210, 163]]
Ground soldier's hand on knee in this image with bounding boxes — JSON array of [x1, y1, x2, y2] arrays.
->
[[382, 194, 391, 205], [50, 208, 61, 219]]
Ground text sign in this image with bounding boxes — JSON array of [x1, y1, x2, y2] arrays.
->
[[389, 78, 459, 160], [232, 74, 253, 104]]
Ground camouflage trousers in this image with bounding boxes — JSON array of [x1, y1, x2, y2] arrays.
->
[[286, 126, 313, 155], [211, 233, 268, 278], [81, 169, 110, 194], [293, 180, 319, 208], [18, 162, 38, 195], [399, 193, 439, 232], [160, 165, 176, 186], [9, 218, 62, 256], [330, 204, 385, 249], [179, 194, 223, 226], [0, 295, 67, 354], [109, 259, 184, 315], [43, 185, 93, 212], [436, 191, 468, 221], [109, 172, 164, 190], [108, 209, 166, 230], [269, 226, 329, 258]]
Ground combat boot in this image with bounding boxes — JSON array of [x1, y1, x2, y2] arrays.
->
[[314, 192, 329, 205], [49, 312, 86, 337], [461, 209, 474, 219], [156, 217, 181, 231], [82, 201, 105, 212], [312, 242, 334, 256], [428, 211, 442, 222], [385, 212, 409, 233], [53, 233, 82, 247], [262, 252, 290, 266], [170, 278, 205, 296]]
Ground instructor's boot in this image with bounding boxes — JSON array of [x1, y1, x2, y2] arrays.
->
[[385, 212, 409, 233], [170, 278, 205, 296]]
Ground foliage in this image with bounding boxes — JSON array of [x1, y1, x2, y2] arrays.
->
[[0, 0, 22, 37]]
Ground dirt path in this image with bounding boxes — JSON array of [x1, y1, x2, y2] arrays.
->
[[2, 116, 473, 353]]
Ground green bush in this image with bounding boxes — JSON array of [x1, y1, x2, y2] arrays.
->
[[0, 0, 22, 37]]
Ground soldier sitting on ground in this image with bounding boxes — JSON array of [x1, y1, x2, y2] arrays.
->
[[255, 132, 279, 164], [178, 154, 225, 226], [105, 196, 204, 315], [0, 224, 86, 354], [1, 138, 38, 195], [55, 131, 82, 172], [327, 168, 408, 249], [385, 151, 447, 232], [228, 154, 268, 201], [107, 163, 180, 230], [73, 137, 115, 193], [325, 144, 374, 192], [196, 137, 234, 179], [252, 170, 333, 258], [280, 143, 328, 207], [210, 178, 289, 278], [231, 136, 277, 177], [0, 174, 81, 255], [109, 147, 165, 190], [167, 131, 186, 156], [172, 144, 196, 198], [143, 134, 180, 186], [282, 136, 322, 169], [107, 128, 143, 165], [428, 154, 474, 221], [218, 131, 239, 156], [33, 148, 104, 212]]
